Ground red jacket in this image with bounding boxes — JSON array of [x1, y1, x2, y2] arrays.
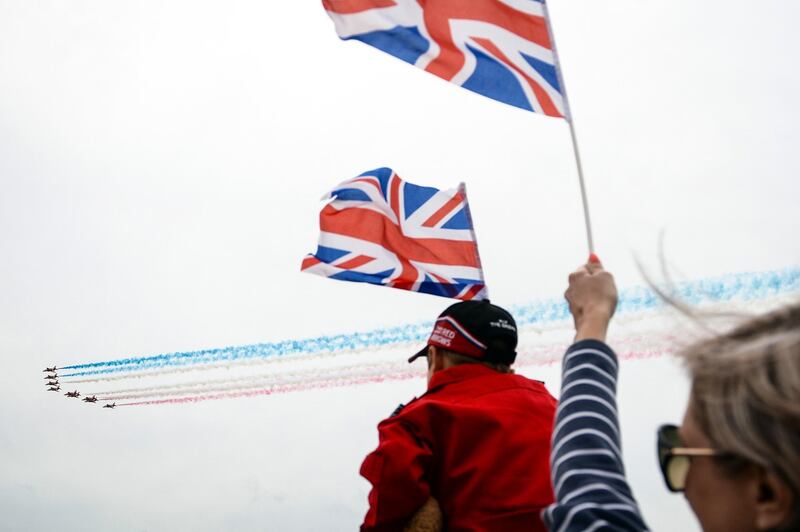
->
[[360, 364, 557, 532]]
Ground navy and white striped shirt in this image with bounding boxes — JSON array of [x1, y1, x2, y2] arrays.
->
[[542, 339, 650, 532]]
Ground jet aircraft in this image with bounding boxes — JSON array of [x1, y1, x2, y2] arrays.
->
[[65, 391, 80, 398], [46, 380, 59, 387], [48, 386, 61, 392], [103, 403, 117, 409], [83, 395, 98, 403], [43, 367, 57, 373]]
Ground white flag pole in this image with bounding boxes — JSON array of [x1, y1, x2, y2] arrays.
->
[[459, 182, 490, 300], [541, 0, 595, 255]]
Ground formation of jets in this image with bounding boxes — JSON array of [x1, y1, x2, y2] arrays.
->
[[44, 366, 61, 393], [44, 366, 116, 409]]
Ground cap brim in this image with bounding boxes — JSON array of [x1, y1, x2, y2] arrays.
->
[[408, 346, 429, 364]]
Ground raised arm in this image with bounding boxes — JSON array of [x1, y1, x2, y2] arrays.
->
[[542, 258, 650, 531]]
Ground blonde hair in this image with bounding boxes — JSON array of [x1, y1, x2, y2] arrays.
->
[[679, 302, 800, 525]]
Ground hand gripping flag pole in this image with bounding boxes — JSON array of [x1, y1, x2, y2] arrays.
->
[[542, 0, 595, 254]]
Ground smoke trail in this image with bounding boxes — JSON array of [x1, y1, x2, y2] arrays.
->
[[65, 290, 781, 401], [59, 340, 421, 384], [64, 312, 666, 388], [60, 268, 800, 377], [92, 358, 415, 399], [115, 342, 680, 407], [92, 332, 677, 403], [99, 362, 416, 401], [117, 371, 422, 406]]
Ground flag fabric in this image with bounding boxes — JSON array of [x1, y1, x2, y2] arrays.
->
[[302, 168, 488, 301], [322, 0, 566, 117]]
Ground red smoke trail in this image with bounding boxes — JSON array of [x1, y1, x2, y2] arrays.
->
[[118, 370, 420, 406]]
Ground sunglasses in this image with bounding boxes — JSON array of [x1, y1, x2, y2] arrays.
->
[[657, 424, 722, 492]]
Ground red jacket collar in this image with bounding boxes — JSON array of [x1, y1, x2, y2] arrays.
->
[[427, 363, 501, 392]]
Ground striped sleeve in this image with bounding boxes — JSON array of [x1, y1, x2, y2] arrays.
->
[[542, 339, 650, 532]]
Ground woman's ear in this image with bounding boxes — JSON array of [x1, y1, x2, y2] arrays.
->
[[754, 469, 795, 530]]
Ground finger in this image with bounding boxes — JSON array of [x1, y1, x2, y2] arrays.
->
[[569, 266, 589, 282], [598, 270, 617, 287]]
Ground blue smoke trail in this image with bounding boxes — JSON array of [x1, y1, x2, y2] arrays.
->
[[60, 268, 800, 378]]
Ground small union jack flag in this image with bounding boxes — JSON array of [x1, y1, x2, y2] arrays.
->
[[323, 0, 566, 116], [302, 168, 488, 300]]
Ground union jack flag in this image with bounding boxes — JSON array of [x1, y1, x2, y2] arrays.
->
[[301, 168, 488, 300], [323, 0, 566, 117]]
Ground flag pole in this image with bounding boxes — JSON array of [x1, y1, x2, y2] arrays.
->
[[541, 0, 595, 254], [566, 117, 595, 254], [459, 182, 490, 300]]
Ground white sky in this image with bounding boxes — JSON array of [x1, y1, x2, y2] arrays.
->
[[1, 1, 798, 530]]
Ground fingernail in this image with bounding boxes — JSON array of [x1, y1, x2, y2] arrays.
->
[[588, 253, 601, 264]]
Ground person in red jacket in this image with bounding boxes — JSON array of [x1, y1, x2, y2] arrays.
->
[[360, 300, 557, 532]]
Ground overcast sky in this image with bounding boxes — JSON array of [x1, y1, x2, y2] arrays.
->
[[1, 1, 798, 530]]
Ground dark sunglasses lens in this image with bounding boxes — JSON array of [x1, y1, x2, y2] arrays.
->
[[665, 455, 690, 492], [657, 425, 688, 492], [657, 425, 681, 461], [662, 425, 682, 445]]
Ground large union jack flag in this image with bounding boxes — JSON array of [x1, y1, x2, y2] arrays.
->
[[323, 0, 566, 116], [302, 168, 488, 300]]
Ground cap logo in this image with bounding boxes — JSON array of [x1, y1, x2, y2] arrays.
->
[[430, 324, 456, 347], [490, 319, 516, 332], [426, 316, 487, 358]]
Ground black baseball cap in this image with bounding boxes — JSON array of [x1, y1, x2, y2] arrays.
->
[[408, 300, 518, 365]]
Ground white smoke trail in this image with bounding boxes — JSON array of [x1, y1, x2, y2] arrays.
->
[[99, 361, 418, 401]]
